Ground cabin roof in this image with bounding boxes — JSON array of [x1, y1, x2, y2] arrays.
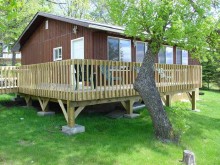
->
[[12, 12, 125, 51]]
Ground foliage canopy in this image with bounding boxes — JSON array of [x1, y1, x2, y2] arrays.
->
[[108, 0, 220, 58]]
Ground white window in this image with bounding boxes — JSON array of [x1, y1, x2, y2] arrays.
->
[[53, 47, 62, 61], [108, 37, 131, 62], [3, 45, 8, 53], [158, 46, 173, 64], [176, 48, 188, 65], [136, 41, 148, 63]]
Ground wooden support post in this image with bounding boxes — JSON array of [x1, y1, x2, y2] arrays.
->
[[75, 106, 85, 119], [161, 96, 166, 105], [38, 97, 49, 112], [58, 99, 68, 122], [192, 91, 196, 110], [165, 95, 171, 107], [24, 95, 32, 107], [121, 99, 135, 115], [187, 91, 196, 110], [67, 101, 75, 127], [186, 92, 192, 104]]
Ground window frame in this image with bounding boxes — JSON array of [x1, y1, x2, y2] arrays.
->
[[135, 41, 148, 63], [176, 47, 188, 65], [53, 47, 62, 61], [107, 36, 132, 62]]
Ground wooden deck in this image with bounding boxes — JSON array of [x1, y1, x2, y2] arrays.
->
[[15, 60, 201, 100], [0, 59, 202, 130]]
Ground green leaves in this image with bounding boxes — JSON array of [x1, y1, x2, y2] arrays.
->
[[0, 0, 51, 48], [108, 0, 220, 58]]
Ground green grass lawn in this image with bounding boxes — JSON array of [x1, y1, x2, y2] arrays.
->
[[0, 90, 219, 165]]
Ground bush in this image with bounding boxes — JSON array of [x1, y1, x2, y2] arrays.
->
[[165, 102, 190, 140], [15, 63, 21, 66]]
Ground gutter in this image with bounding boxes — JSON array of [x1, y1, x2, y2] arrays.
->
[[88, 24, 124, 34]]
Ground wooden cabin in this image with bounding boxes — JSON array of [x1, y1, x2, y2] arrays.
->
[[0, 12, 201, 134]]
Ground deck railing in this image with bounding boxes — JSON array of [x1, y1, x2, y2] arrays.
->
[[154, 63, 202, 93], [0, 59, 202, 101], [0, 66, 19, 94]]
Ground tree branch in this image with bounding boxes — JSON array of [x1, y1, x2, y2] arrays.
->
[[46, 0, 66, 5], [188, 0, 206, 18]]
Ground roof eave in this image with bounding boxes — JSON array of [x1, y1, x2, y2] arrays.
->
[[88, 24, 124, 34]]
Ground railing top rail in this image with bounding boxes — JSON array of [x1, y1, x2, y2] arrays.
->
[[19, 59, 201, 68], [0, 66, 20, 69]]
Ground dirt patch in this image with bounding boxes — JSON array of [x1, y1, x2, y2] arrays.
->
[[18, 139, 35, 147], [0, 155, 6, 163]]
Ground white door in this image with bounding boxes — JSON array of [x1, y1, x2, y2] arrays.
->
[[71, 37, 84, 89], [71, 37, 84, 59]]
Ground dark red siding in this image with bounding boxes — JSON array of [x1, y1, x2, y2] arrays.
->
[[21, 19, 93, 64], [93, 31, 108, 60]]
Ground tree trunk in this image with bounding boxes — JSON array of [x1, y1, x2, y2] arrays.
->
[[134, 46, 175, 141], [12, 51, 16, 66], [207, 78, 210, 90]]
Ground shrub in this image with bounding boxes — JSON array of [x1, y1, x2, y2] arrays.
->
[[165, 102, 190, 140], [15, 63, 21, 66]]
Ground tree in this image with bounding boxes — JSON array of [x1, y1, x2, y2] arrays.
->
[[0, 0, 51, 65], [201, 20, 220, 90], [108, 0, 220, 141], [202, 56, 220, 90], [46, 0, 90, 19], [46, 0, 112, 23], [90, 0, 111, 23]]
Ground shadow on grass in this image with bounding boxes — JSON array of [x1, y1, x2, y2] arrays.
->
[[184, 111, 220, 138], [200, 88, 220, 93], [3, 94, 219, 164], [0, 97, 178, 165]]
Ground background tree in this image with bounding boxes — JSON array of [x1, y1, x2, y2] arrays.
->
[[0, 0, 52, 65], [201, 19, 220, 90], [46, 0, 112, 23], [108, 0, 220, 141], [90, 0, 111, 23], [202, 55, 220, 90], [0, 0, 20, 30], [1, 0, 112, 66], [48, 0, 90, 19]]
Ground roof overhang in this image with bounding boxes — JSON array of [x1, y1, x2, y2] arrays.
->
[[88, 24, 124, 34]]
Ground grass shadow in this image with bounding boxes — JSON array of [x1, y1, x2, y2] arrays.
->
[[0, 92, 219, 164]]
